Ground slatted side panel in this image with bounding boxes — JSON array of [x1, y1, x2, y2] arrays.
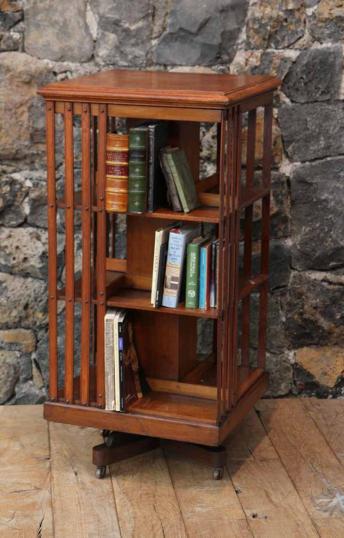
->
[[46, 101, 58, 401], [80, 104, 92, 405], [216, 111, 228, 422], [64, 102, 75, 404], [227, 107, 241, 408], [258, 103, 273, 368], [241, 109, 256, 372], [95, 104, 107, 408]]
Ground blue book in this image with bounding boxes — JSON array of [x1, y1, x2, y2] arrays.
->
[[199, 240, 212, 309], [162, 226, 198, 308]]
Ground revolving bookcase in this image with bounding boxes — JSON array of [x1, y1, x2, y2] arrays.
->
[[38, 70, 280, 480]]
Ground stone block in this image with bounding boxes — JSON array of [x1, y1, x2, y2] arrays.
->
[[291, 158, 344, 271], [25, 0, 93, 62], [245, 0, 305, 49], [309, 0, 344, 42], [93, 0, 152, 66], [0, 350, 20, 403], [0, 328, 36, 352], [154, 0, 249, 65], [279, 103, 344, 162], [286, 271, 344, 348], [0, 272, 47, 329], [283, 45, 343, 103], [295, 346, 344, 388]]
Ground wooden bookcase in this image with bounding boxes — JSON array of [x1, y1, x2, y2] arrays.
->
[[39, 70, 280, 479]]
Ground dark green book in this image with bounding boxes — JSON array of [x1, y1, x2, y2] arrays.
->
[[128, 127, 148, 213], [185, 236, 205, 309], [165, 148, 199, 213]]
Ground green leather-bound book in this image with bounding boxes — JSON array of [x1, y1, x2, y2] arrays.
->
[[165, 148, 199, 213], [185, 236, 205, 309], [128, 127, 148, 213]]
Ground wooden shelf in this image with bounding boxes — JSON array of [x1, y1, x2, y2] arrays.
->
[[129, 391, 217, 424], [127, 205, 219, 223], [107, 288, 218, 319]]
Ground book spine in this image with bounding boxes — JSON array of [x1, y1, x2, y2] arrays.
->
[[147, 125, 155, 212], [151, 230, 162, 305], [216, 240, 220, 308], [165, 151, 190, 213], [210, 241, 217, 308], [199, 247, 206, 309], [160, 152, 182, 212], [155, 241, 168, 307], [128, 128, 148, 213], [104, 314, 115, 411], [162, 230, 185, 308], [118, 317, 125, 412], [114, 315, 120, 411], [105, 134, 129, 213], [185, 243, 199, 309]]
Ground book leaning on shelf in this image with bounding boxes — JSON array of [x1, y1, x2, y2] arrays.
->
[[160, 147, 199, 213], [104, 309, 143, 412]]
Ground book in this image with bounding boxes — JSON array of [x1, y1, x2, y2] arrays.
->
[[105, 134, 129, 213], [114, 310, 123, 411], [151, 226, 172, 305], [104, 309, 118, 411], [128, 126, 148, 213], [185, 236, 206, 309], [160, 150, 182, 211], [199, 240, 212, 309], [155, 240, 168, 307], [164, 147, 199, 213], [118, 312, 138, 411], [146, 122, 169, 211], [162, 226, 198, 308], [210, 239, 219, 308]]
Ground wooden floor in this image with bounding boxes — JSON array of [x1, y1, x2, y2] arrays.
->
[[1, 399, 344, 537]]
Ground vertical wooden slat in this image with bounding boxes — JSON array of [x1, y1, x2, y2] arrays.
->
[[241, 109, 256, 371], [96, 104, 107, 407], [46, 101, 58, 401], [80, 104, 91, 405], [91, 116, 98, 380], [64, 102, 75, 404], [216, 112, 227, 423], [258, 101, 273, 368], [228, 107, 241, 407]]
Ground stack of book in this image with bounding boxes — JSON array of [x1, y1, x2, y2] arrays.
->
[[105, 123, 200, 215], [151, 225, 219, 310], [104, 310, 142, 412]]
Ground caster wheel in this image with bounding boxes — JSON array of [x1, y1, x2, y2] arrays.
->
[[105, 432, 119, 448], [213, 467, 224, 480], [96, 466, 106, 479], [102, 429, 110, 440]]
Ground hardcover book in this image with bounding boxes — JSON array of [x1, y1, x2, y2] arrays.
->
[[105, 134, 129, 213], [162, 226, 198, 308], [146, 122, 169, 211], [104, 309, 118, 411], [164, 147, 199, 213], [185, 236, 206, 309], [160, 150, 182, 211], [151, 226, 172, 306], [128, 127, 148, 213], [210, 239, 219, 308], [199, 240, 212, 310], [118, 312, 138, 411]]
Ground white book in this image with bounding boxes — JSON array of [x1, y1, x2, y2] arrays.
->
[[151, 227, 171, 305], [162, 226, 198, 308], [104, 309, 118, 411]]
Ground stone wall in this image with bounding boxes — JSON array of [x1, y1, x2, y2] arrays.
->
[[0, 0, 343, 403]]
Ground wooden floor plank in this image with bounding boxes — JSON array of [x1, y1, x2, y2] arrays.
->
[[0, 405, 53, 537], [226, 409, 318, 537], [303, 399, 344, 465], [164, 450, 252, 537], [49, 422, 121, 537], [110, 448, 187, 537], [257, 399, 344, 537]]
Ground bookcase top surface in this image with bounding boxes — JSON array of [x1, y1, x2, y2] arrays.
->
[[38, 69, 280, 108]]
